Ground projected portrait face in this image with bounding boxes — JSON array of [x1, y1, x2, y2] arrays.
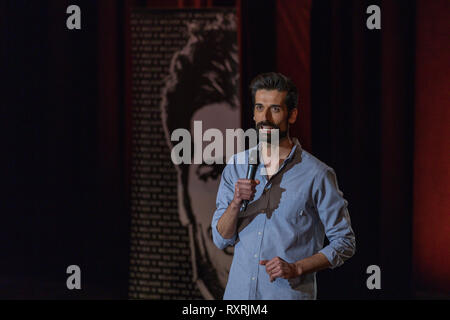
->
[[160, 13, 240, 299], [188, 102, 239, 290]]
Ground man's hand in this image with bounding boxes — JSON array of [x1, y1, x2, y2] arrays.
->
[[260, 256, 301, 282], [216, 179, 260, 239], [231, 179, 260, 208]]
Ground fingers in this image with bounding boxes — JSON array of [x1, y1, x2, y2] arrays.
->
[[268, 265, 281, 275], [264, 256, 284, 271], [265, 260, 282, 274], [261, 257, 290, 282], [237, 179, 260, 186], [235, 179, 260, 201], [237, 187, 255, 196], [267, 265, 282, 282], [270, 270, 283, 282], [235, 189, 255, 201], [237, 183, 258, 194]]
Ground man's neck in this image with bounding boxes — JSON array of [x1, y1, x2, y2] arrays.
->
[[261, 136, 294, 159], [260, 136, 295, 179]]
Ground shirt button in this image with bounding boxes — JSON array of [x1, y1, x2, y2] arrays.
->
[[258, 232, 262, 235], [254, 254, 258, 258], [252, 277, 256, 281]]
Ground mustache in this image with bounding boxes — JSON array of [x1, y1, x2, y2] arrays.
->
[[256, 121, 280, 130]]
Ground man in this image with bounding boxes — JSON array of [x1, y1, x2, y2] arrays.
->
[[211, 72, 356, 300]]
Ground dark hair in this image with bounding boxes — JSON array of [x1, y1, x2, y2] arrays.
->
[[249, 72, 298, 112], [161, 14, 239, 140]]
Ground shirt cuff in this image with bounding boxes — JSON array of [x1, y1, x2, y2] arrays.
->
[[212, 224, 236, 250], [319, 245, 343, 270]]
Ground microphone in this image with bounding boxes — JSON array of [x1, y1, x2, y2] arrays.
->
[[242, 148, 259, 211]]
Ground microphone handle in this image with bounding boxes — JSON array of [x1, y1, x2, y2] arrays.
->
[[242, 164, 258, 211]]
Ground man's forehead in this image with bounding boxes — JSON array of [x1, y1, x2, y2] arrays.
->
[[255, 89, 287, 104]]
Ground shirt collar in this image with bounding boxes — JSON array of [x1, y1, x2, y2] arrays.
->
[[255, 137, 302, 172], [281, 137, 302, 166]]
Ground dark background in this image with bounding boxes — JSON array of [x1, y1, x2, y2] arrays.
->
[[0, 0, 449, 299]]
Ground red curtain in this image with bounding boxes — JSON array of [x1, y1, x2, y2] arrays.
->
[[412, 0, 450, 295], [276, 0, 312, 151]]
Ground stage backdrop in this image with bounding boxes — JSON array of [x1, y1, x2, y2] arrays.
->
[[127, 8, 240, 300]]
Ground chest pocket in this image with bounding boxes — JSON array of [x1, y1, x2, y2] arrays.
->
[[289, 208, 306, 223], [278, 190, 307, 222]]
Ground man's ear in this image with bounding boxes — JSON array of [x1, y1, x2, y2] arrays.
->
[[288, 108, 298, 124]]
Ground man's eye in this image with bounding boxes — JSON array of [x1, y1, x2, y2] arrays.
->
[[271, 106, 280, 112], [195, 163, 226, 182], [255, 105, 263, 111]]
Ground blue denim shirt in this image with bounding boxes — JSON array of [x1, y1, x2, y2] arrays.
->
[[211, 139, 356, 300]]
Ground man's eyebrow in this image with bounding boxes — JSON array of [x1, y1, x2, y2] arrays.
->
[[254, 103, 281, 107]]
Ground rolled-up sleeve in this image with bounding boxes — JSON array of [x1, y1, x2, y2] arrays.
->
[[315, 168, 356, 269], [211, 158, 238, 250]]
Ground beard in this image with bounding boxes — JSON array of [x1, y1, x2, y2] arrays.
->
[[256, 120, 288, 143]]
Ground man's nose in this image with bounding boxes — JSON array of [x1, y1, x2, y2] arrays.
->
[[261, 107, 272, 122]]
